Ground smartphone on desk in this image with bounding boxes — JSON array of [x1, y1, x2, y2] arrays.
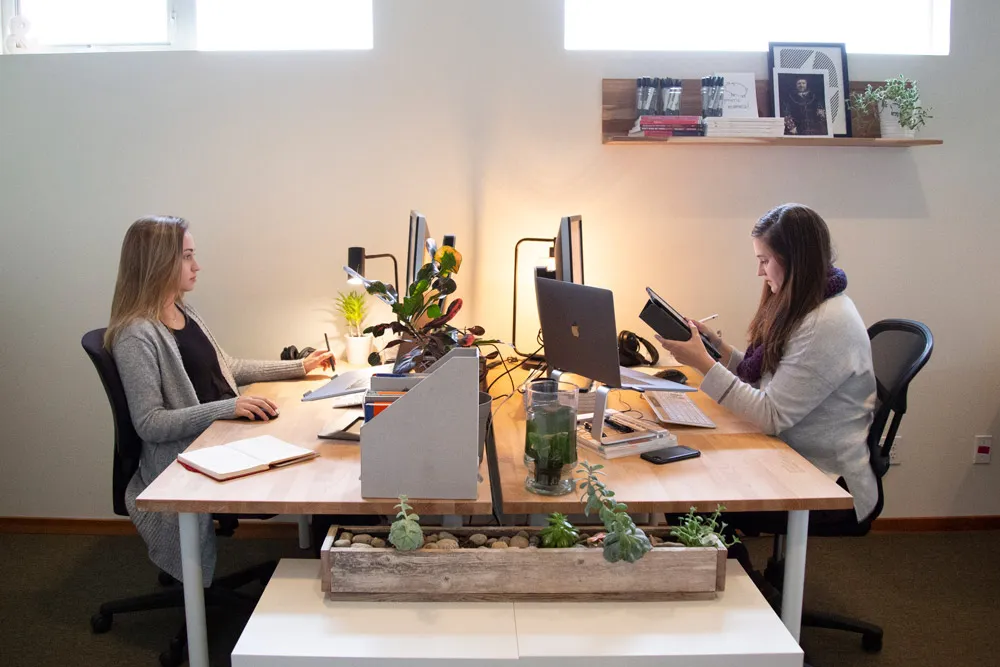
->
[[640, 445, 701, 465]]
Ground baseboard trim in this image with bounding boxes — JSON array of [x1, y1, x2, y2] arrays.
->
[[0, 517, 299, 539], [871, 516, 1000, 532], [3, 515, 999, 537]]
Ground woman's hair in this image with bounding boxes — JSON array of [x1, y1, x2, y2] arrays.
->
[[746, 204, 833, 375], [104, 216, 189, 349]]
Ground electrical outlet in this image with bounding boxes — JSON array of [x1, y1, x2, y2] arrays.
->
[[885, 437, 901, 465], [974, 435, 992, 464]]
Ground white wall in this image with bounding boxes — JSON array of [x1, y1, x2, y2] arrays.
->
[[1, 0, 997, 520]]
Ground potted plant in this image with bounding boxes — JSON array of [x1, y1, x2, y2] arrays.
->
[[334, 290, 370, 365], [346, 239, 499, 382], [851, 75, 932, 139]]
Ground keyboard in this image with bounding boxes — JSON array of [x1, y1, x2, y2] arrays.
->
[[644, 391, 716, 428]]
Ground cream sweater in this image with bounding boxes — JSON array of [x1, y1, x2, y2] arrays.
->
[[700, 294, 878, 521]]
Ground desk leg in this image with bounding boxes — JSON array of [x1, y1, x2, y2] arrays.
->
[[297, 515, 310, 549], [179, 512, 209, 667], [781, 509, 809, 642]]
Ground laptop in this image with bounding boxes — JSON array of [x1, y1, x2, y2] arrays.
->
[[301, 364, 394, 402], [534, 278, 694, 393]]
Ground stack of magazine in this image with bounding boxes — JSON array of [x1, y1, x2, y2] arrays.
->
[[576, 409, 677, 459], [704, 117, 785, 137]]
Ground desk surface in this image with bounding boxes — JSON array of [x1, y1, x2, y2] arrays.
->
[[136, 373, 494, 516], [232, 559, 803, 666], [494, 368, 854, 514]]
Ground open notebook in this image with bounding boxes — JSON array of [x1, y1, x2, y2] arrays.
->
[[177, 435, 319, 481]]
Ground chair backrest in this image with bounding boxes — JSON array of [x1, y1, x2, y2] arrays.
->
[[81, 328, 142, 517], [860, 319, 933, 526]]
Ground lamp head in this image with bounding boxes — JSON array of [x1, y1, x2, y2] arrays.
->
[[347, 247, 366, 284]]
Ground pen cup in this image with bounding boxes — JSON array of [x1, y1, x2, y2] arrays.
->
[[523, 379, 579, 496]]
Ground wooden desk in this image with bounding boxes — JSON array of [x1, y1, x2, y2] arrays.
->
[[490, 367, 852, 644], [136, 373, 493, 667]]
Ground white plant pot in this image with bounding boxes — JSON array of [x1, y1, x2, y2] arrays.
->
[[879, 102, 916, 139], [345, 335, 371, 366]]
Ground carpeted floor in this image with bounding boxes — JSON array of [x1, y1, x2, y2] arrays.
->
[[1, 530, 997, 666]]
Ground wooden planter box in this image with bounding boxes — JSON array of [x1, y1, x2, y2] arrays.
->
[[320, 526, 727, 602]]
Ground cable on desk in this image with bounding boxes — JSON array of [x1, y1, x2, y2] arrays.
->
[[487, 344, 544, 394]]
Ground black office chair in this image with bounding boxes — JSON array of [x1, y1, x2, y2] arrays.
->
[[758, 318, 934, 655], [82, 329, 276, 667]]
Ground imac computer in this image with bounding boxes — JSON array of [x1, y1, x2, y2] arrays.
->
[[554, 215, 584, 284], [405, 211, 431, 287]]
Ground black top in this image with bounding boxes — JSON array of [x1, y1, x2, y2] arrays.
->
[[169, 308, 236, 404]]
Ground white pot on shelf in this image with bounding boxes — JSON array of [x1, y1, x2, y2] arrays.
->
[[879, 102, 916, 139], [345, 335, 371, 365]]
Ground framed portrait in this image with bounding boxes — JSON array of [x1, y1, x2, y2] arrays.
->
[[768, 42, 851, 137], [772, 68, 833, 137]]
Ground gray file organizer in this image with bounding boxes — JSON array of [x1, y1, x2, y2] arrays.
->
[[360, 348, 481, 500]]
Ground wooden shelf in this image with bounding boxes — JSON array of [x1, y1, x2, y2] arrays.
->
[[602, 78, 942, 147], [603, 135, 943, 147]]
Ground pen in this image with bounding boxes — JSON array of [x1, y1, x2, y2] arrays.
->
[[324, 333, 335, 372], [698, 314, 719, 323]]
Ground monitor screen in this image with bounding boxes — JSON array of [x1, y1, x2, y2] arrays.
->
[[405, 210, 431, 287], [554, 215, 584, 284]]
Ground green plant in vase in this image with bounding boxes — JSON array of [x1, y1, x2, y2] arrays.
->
[[850, 75, 932, 136], [578, 461, 652, 563], [344, 242, 499, 376], [334, 290, 370, 365], [524, 380, 579, 495]]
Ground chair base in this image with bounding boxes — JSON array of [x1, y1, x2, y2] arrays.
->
[[91, 561, 277, 662]]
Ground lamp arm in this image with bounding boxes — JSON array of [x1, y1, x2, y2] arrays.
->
[[365, 253, 400, 293]]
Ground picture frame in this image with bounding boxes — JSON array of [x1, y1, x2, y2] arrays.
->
[[768, 42, 851, 137], [772, 68, 833, 138]]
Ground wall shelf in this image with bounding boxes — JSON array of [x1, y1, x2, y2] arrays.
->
[[603, 135, 943, 147], [602, 78, 942, 148]]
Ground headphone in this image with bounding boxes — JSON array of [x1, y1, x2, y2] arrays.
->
[[618, 330, 659, 367], [280, 345, 316, 361]]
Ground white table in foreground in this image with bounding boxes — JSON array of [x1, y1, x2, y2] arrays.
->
[[232, 560, 803, 667]]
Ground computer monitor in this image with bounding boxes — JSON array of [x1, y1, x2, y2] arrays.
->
[[405, 211, 431, 287], [554, 215, 584, 284]]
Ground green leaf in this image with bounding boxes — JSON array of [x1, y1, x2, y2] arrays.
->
[[426, 304, 442, 320], [388, 520, 424, 551], [409, 279, 429, 298], [437, 250, 457, 275]]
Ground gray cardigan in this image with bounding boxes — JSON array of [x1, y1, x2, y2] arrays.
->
[[700, 294, 878, 521], [112, 304, 305, 584]]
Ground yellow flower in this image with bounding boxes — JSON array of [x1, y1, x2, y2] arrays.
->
[[435, 246, 462, 274]]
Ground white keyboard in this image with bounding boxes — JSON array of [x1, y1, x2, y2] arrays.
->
[[644, 391, 716, 428]]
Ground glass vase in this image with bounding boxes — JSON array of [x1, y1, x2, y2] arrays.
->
[[523, 379, 579, 496]]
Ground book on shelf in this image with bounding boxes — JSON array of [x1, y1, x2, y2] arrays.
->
[[177, 435, 318, 481]]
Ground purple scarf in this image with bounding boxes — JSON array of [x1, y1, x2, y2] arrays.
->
[[736, 267, 848, 384]]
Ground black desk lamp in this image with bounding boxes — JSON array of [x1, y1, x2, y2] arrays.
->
[[512, 237, 556, 359], [347, 246, 400, 292]]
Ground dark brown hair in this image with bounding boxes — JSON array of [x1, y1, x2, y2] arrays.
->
[[105, 216, 189, 349], [747, 204, 833, 374]]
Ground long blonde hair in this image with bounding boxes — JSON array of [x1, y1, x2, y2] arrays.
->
[[104, 216, 189, 349]]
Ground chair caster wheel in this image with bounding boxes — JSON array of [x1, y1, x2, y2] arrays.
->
[[862, 631, 883, 652], [90, 612, 112, 634], [158, 571, 177, 587]]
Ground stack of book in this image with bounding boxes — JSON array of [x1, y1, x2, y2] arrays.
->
[[363, 389, 406, 422], [628, 115, 705, 138], [575, 409, 677, 460], [703, 117, 785, 138]]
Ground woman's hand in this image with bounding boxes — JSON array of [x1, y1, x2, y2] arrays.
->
[[302, 350, 334, 374], [692, 319, 723, 350], [234, 395, 279, 421], [655, 320, 717, 375]]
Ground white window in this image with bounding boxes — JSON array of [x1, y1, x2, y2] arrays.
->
[[564, 0, 951, 56], [1, 0, 373, 53]]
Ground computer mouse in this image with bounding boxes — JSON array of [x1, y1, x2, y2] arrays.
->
[[239, 411, 280, 421], [655, 369, 688, 385]]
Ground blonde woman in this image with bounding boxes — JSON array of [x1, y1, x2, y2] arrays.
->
[[106, 216, 331, 584]]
